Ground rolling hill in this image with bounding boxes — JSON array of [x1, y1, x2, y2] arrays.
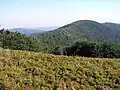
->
[[0, 49, 120, 89], [33, 20, 120, 51]]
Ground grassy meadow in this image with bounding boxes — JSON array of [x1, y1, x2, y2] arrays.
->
[[0, 50, 120, 90]]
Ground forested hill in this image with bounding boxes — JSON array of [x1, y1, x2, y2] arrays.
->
[[33, 20, 120, 51], [103, 22, 120, 39]]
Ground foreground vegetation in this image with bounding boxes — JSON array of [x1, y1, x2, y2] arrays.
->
[[0, 50, 120, 90]]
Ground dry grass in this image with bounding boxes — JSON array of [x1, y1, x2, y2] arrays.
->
[[0, 50, 120, 90]]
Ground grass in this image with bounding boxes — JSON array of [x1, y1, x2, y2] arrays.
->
[[0, 50, 120, 90]]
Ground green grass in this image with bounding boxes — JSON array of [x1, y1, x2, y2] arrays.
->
[[0, 50, 120, 90]]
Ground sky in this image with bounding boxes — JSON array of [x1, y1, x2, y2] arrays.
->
[[0, 0, 120, 28]]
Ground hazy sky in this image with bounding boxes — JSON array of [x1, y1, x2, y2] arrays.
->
[[0, 0, 120, 28]]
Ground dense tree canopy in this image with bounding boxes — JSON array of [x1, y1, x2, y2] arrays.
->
[[0, 29, 41, 52], [52, 41, 120, 58]]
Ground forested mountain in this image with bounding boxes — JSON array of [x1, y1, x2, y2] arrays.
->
[[1, 20, 120, 53], [103, 22, 120, 41], [33, 20, 120, 51]]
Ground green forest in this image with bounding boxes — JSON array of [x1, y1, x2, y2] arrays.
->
[[0, 29, 41, 52]]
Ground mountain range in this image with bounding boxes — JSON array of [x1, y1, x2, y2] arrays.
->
[[10, 26, 59, 34]]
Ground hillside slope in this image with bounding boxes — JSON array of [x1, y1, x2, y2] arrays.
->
[[33, 20, 120, 51], [0, 50, 120, 89]]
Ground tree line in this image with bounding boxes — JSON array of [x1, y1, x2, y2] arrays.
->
[[1, 29, 120, 58], [51, 41, 120, 58], [0, 29, 41, 52]]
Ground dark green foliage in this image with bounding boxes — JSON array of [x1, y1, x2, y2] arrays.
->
[[63, 41, 96, 57], [0, 29, 41, 52], [53, 41, 120, 58]]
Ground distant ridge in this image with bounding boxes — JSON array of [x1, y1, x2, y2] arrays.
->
[[10, 28, 43, 34], [10, 26, 59, 34]]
